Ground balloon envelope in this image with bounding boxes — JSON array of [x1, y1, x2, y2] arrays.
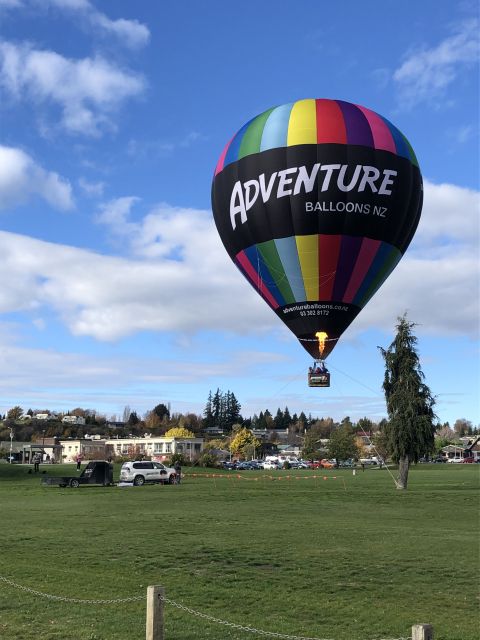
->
[[211, 99, 422, 359]]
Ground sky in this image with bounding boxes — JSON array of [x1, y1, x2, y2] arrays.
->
[[0, 0, 478, 426]]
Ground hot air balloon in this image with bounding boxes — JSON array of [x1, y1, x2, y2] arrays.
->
[[211, 99, 422, 387]]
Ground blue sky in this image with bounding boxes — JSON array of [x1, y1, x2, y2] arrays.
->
[[0, 0, 478, 426]]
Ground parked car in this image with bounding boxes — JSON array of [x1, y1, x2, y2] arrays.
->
[[297, 461, 310, 469], [236, 461, 255, 470], [447, 458, 464, 464], [119, 461, 177, 486], [433, 456, 447, 463], [263, 461, 280, 470], [359, 458, 377, 465], [461, 457, 475, 463], [312, 459, 335, 469]]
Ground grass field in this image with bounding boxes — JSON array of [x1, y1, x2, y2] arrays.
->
[[0, 462, 478, 640]]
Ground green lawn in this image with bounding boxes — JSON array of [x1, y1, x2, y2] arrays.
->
[[0, 463, 478, 640]]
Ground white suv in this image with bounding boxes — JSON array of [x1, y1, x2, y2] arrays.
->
[[120, 461, 177, 486]]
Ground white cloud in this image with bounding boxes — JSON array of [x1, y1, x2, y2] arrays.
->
[[0, 145, 74, 210], [4, 1, 150, 48], [0, 41, 146, 136], [78, 177, 105, 197], [414, 179, 479, 249], [0, 179, 478, 343], [350, 179, 479, 337], [394, 19, 479, 106], [90, 12, 150, 49], [0, 0, 23, 8]]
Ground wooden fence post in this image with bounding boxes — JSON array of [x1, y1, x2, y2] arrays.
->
[[146, 585, 165, 640], [412, 624, 434, 640]]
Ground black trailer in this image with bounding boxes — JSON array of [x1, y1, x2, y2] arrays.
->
[[42, 460, 114, 488]]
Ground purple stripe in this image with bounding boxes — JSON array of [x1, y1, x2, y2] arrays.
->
[[337, 100, 374, 147], [332, 236, 363, 300]]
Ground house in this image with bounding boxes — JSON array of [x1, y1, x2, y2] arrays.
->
[[440, 444, 480, 462], [62, 415, 86, 425], [59, 439, 107, 462]]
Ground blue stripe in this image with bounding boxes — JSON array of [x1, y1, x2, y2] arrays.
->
[[260, 103, 293, 151], [274, 236, 306, 302], [224, 117, 254, 168], [381, 116, 411, 160]]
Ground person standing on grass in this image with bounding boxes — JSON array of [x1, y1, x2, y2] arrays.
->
[[174, 461, 182, 484], [76, 454, 82, 470], [33, 452, 41, 472]]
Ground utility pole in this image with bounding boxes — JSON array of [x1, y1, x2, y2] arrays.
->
[[9, 426, 14, 464]]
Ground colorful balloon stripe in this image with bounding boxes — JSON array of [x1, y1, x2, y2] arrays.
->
[[235, 234, 401, 311], [215, 98, 418, 176]]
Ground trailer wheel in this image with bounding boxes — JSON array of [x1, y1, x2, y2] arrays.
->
[[133, 475, 145, 486], [69, 478, 80, 488]]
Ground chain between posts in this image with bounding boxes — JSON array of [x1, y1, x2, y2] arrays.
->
[[0, 575, 411, 640], [159, 593, 409, 640], [0, 575, 144, 604]]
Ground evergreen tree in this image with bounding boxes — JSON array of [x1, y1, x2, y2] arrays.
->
[[127, 411, 140, 426], [203, 391, 215, 429], [379, 314, 437, 490], [283, 407, 292, 429], [273, 408, 284, 429], [256, 411, 266, 430], [212, 388, 222, 427], [224, 390, 242, 429], [153, 403, 170, 421]]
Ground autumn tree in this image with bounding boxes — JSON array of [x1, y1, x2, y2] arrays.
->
[[229, 428, 260, 459], [7, 406, 23, 421], [165, 427, 195, 438], [379, 315, 436, 490]]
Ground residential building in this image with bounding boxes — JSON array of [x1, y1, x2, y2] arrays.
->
[[62, 415, 86, 425], [59, 435, 204, 462]]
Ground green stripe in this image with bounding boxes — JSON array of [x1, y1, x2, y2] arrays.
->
[[402, 134, 419, 168], [358, 247, 402, 307], [238, 109, 275, 159], [257, 239, 295, 304]]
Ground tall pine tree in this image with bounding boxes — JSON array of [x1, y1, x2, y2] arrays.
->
[[379, 315, 437, 490]]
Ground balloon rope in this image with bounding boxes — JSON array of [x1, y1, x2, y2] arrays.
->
[[329, 364, 399, 487]]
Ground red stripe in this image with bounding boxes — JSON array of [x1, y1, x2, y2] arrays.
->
[[318, 235, 342, 300], [316, 99, 347, 144], [236, 252, 279, 309], [342, 238, 380, 303], [214, 136, 234, 175]]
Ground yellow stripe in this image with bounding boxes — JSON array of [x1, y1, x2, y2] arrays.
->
[[287, 99, 317, 146], [296, 235, 318, 300]]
